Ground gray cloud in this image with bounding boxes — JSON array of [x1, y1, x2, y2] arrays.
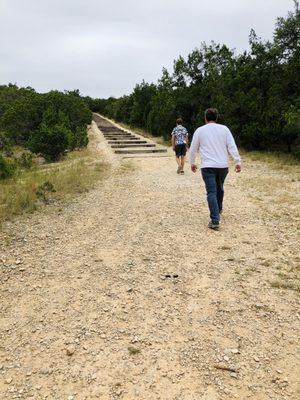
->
[[0, 0, 292, 97]]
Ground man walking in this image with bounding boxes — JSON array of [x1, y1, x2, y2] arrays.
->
[[171, 118, 189, 174], [189, 108, 241, 230]]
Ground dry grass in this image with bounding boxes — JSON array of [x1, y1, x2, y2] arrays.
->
[[119, 160, 136, 173], [270, 280, 300, 293], [243, 150, 300, 170], [0, 145, 110, 225]]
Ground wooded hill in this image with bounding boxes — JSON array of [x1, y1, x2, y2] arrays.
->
[[0, 87, 91, 179], [86, 3, 300, 157]]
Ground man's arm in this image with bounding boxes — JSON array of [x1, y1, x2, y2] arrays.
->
[[226, 129, 242, 173], [171, 134, 175, 150], [189, 130, 200, 172], [185, 130, 189, 147]]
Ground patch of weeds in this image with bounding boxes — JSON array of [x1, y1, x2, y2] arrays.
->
[[220, 245, 231, 250], [128, 346, 140, 355], [244, 150, 300, 169], [94, 161, 107, 172], [17, 151, 34, 169], [270, 280, 300, 293], [246, 266, 259, 273], [120, 160, 136, 173], [276, 272, 289, 280], [261, 260, 271, 267], [36, 181, 56, 204], [0, 147, 110, 224]]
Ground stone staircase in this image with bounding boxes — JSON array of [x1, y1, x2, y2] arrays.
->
[[93, 114, 168, 156]]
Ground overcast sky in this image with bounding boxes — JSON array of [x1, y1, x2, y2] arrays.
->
[[0, 0, 293, 98]]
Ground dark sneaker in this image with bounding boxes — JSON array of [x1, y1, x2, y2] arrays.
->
[[177, 166, 181, 174], [180, 170, 184, 174], [208, 221, 220, 230]]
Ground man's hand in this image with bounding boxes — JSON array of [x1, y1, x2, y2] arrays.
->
[[191, 164, 197, 173], [235, 164, 241, 173]]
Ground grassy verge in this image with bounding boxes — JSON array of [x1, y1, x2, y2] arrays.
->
[[0, 135, 110, 225], [242, 150, 300, 169]]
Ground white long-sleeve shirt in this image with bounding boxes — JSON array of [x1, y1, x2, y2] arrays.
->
[[189, 122, 241, 168]]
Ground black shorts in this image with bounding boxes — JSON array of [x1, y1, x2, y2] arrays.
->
[[175, 144, 187, 157]]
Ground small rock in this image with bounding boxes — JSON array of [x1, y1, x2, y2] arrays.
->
[[253, 356, 260, 362], [66, 345, 75, 356], [5, 378, 12, 384], [255, 303, 264, 309]]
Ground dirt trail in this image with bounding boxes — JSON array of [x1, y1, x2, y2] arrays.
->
[[0, 121, 299, 400]]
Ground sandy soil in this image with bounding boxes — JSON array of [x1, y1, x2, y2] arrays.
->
[[0, 121, 299, 400]]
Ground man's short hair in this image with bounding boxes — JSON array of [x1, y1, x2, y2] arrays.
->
[[205, 108, 218, 122], [176, 118, 183, 125]]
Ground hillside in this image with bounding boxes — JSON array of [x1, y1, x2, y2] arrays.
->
[[0, 119, 299, 399]]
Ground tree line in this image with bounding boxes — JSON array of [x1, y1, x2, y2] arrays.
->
[[0, 86, 91, 178], [87, 3, 299, 157]]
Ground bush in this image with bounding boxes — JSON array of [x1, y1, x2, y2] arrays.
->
[[0, 86, 91, 156], [36, 181, 56, 204], [17, 151, 34, 169], [0, 131, 12, 154], [0, 153, 16, 180], [72, 126, 89, 149], [28, 124, 71, 161]]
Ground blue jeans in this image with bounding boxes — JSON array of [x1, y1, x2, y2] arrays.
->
[[201, 168, 228, 224]]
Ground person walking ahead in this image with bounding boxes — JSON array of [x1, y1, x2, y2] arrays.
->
[[189, 108, 241, 230], [171, 118, 189, 174]]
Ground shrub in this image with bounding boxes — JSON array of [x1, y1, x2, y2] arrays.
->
[[72, 126, 89, 149], [0, 153, 16, 180], [36, 181, 56, 204], [28, 123, 71, 161], [17, 151, 34, 169], [0, 131, 12, 154]]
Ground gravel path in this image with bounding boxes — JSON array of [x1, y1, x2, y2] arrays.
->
[[0, 122, 299, 400]]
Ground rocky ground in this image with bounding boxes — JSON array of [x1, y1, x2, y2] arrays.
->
[[0, 122, 299, 399]]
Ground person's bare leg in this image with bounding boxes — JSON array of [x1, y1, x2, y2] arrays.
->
[[180, 156, 186, 171], [176, 156, 181, 172]]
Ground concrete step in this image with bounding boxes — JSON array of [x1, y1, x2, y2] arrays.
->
[[103, 133, 133, 137], [102, 131, 132, 135], [111, 143, 156, 148], [108, 140, 147, 144], [103, 134, 135, 138], [105, 136, 138, 140], [100, 127, 123, 132], [122, 153, 172, 159], [114, 148, 167, 154]]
